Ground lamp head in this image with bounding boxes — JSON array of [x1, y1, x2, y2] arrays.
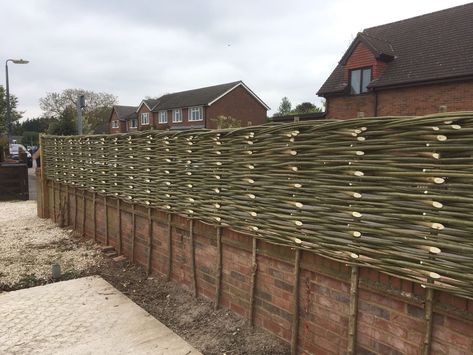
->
[[11, 59, 29, 64]]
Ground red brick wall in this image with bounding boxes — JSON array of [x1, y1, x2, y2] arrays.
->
[[47, 183, 473, 354], [377, 81, 473, 117], [344, 42, 387, 81], [206, 85, 268, 128], [134, 104, 152, 131], [325, 81, 473, 119], [327, 93, 376, 119]]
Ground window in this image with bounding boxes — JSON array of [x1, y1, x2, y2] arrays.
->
[[159, 111, 168, 124], [141, 112, 149, 125], [173, 109, 182, 123], [111, 120, 119, 129], [350, 67, 372, 94], [129, 118, 138, 128], [188, 106, 203, 121]]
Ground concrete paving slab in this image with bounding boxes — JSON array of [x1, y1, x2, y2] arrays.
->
[[0, 276, 202, 355]]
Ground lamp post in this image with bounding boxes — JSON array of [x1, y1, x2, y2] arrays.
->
[[5, 58, 29, 144]]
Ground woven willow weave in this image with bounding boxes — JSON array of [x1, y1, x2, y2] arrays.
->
[[43, 112, 473, 299]]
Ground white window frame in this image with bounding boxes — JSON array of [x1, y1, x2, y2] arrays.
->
[[129, 118, 138, 129], [188, 106, 203, 121], [173, 109, 182, 123], [159, 110, 168, 124], [111, 120, 119, 129], [141, 112, 150, 125]]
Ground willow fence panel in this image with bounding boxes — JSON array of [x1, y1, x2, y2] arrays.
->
[[42, 112, 473, 299]]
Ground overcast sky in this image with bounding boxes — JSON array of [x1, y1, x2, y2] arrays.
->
[[0, 0, 469, 119]]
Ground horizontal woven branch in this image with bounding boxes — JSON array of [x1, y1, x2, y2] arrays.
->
[[43, 111, 473, 299]]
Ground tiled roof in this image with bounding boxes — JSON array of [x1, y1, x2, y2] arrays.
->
[[151, 81, 242, 111], [318, 3, 473, 95], [113, 105, 137, 121]]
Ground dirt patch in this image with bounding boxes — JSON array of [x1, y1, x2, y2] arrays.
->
[[93, 259, 290, 355]]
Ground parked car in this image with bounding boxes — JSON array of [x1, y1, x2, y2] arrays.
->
[[9, 143, 33, 168]]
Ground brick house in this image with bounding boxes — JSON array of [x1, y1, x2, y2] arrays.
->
[[317, 3, 473, 119], [109, 105, 138, 133], [110, 81, 269, 132]]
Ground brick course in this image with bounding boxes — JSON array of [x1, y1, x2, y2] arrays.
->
[[47, 182, 473, 354]]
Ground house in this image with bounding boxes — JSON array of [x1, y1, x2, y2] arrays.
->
[[317, 3, 473, 119], [109, 105, 137, 133], [110, 81, 269, 133]]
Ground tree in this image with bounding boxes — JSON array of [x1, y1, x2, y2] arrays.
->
[[0, 85, 23, 134], [12, 117, 55, 136], [274, 97, 292, 117], [48, 107, 77, 136], [39, 89, 117, 134], [292, 102, 323, 114]]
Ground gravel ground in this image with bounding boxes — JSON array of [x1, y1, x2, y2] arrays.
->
[[0, 201, 101, 290]]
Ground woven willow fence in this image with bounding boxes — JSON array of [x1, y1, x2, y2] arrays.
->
[[43, 112, 473, 299]]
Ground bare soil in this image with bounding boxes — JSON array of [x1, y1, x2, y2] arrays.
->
[[92, 258, 290, 355]]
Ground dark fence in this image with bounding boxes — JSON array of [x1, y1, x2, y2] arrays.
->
[[42, 112, 473, 300], [0, 163, 29, 201]]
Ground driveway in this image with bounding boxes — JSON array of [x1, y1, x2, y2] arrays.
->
[[0, 276, 201, 355]]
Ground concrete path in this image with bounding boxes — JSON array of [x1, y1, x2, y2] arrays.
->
[[0, 276, 202, 355]]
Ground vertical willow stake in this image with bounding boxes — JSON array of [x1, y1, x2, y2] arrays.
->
[[422, 281, 435, 355], [146, 207, 153, 276], [190, 219, 197, 298], [131, 204, 136, 263], [73, 187, 78, 231], [249, 237, 258, 326], [166, 213, 172, 281], [65, 185, 70, 226], [39, 134, 49, 218], [347, 265, 360, 355], [52, 180, 56, 222], [82, 190, 86, 238], [214, 226, 222, 310], [92, 192, 96, 242], [291, 248, 301, 355], [117, 199, 122, 255], [104, 196, 109, 245]]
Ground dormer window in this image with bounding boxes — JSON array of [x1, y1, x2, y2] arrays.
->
[[350, 67, 372, 94]]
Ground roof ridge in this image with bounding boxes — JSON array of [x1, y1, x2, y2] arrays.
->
[[365, 3, 473, 32], [159, 80, 242, 98]]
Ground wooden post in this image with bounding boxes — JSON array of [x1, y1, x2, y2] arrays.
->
[[131, 204, 136, 263], [92, 192, 96, 242], [104, 196, 109, 245], [166, 213, 172, 281], [190, 219, 197, 298], [422, 284, 435, 355], [347, 265, 360, 355], [52, 180, 56, 222], [82, 190, 86, 238], [73, 187, 78, 231], [39, 135, 49, 218], [65, 185, 70, 226], [249, 237, 258, 326], [117, 199, 122, 255], [291, 248, 301, 355], [146, 207, 153, 276], [214, 226, 222, 310]]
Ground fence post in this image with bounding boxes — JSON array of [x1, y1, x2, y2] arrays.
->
[[190, 219, 197, 297], [92, 192, 96, 241], [422, 282, 435, 354], [166, 213, 172, 281], [214, 226, 222, 310], [117, 199, 122, 254], [39, 134, 49, 218], [146, 207, 153, 276], [347, 265, 360, 354], [104, 195, 109, 245], [290, 248, 301, 355], [131, 203, 136, 263], [82, 190, 86, 237], [249, 237, 258, 325]]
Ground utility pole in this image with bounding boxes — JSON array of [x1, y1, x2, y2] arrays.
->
[[76, 95, 85, 135], [5, 59, 29, 144]]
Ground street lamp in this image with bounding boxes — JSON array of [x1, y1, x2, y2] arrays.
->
[[5, 58, 29, 144]]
